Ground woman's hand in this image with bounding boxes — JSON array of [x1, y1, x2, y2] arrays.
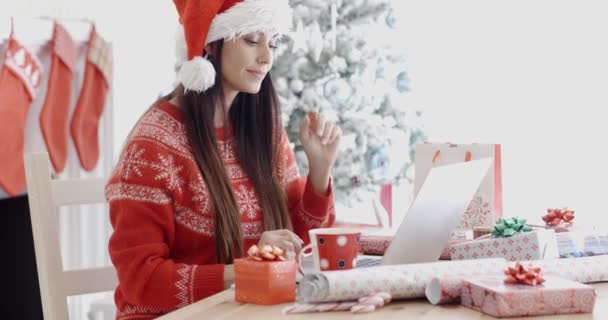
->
[[299, 111, 342, 193], [258, 229, 304, 257]]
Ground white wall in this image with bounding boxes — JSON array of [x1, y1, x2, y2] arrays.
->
[[392, 0, 608, 228]]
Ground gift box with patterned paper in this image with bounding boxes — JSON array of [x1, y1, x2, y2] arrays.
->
[[461, 276, 596, 317], [451, 229, 559, 261]]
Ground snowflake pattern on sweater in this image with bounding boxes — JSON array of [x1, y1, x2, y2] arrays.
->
[[105, 101, 335, 319]]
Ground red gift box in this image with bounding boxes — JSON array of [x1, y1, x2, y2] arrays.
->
[[461, 276, 596, 317], [234, 258, 296, 305]]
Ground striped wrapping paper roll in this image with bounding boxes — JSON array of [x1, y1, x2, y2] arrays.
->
[[297, 258, 507, 303]]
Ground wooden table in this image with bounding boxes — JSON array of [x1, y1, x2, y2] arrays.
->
[[158, 283, 608, 319]]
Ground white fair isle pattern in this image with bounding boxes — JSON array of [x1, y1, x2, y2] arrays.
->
[[219, 140, 237, 161], [451, 230, 559, 261], [280, 165, 300, 188], [235, 184, 261, 219], [225, 163, 246, 181], [299, 206, 328, 229], [189, 176, 210, 214], [116, 304, 173, 320], [105, 183, 172, 205], [242, 221, 264, 240], [119, 144, 148, 181], [175, 265, 196, 308], [175, 204, 214, 236], [134, 109, 194, 161], [297, 258, 507, 303], [111, 103, 334, 241], [151, 154, 184, 193]]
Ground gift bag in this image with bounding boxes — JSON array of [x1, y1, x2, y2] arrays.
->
[[414, 143, 502, 230]]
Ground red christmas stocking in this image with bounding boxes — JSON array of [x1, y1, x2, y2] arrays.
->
[[0, 31, 43, 196], [70, 25, 112, 171], [39, 22, 79, 173]]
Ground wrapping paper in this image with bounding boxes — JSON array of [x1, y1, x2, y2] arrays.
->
[[451, 230, 559, 261], [234, 258, 296, 305], [296, 258, 506, 303], [425, 277, 465, 305], [461, 276, 596, 317], [523, 255, 608, 283], [555, 231, 608, 258], [358, 235, 391, 255], [359, 235, 466, 260], [426, 255, 608, 305]]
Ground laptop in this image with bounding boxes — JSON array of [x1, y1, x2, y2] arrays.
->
[[357, 157, 493, 267]]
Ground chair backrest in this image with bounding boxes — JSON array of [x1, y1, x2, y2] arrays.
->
[[24, 152, 117, 320]]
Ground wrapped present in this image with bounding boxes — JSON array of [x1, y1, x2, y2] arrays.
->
[[450, 229, 559, 261], [297, 258, 506, 303], [359, 234, 468, 260], [461, 276, 596, 317], [234, 245, 296, 305], [358, 235, 391, 255], [555, 231, 608, 258], [426, 277, 466, 305], [525, 255, 608, 283]]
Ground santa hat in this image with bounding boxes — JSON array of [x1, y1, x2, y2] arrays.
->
[[173, 0, 292, 92]]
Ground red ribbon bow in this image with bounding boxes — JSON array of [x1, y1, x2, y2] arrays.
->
[[247, 244, 287, 261], [542, 207, 575, 226], [504, 262, 545, 286]]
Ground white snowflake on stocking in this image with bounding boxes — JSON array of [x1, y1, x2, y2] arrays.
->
[[120, 144, 148, 181], [235, 184, 261, 219], [190, 176, 210, 214], [151, 154, 184, 192]]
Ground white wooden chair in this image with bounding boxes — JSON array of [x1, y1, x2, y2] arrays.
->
[[24, 152, 117, 320]]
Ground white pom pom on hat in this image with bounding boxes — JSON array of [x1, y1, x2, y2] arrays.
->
[[173, 0, 293, 93]]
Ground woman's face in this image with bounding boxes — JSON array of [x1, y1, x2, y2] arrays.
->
[[220, 31, 278, 94]]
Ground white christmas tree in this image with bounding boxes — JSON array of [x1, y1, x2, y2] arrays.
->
[[272, 0, 426, 209]]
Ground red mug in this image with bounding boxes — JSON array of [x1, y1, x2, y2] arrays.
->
[[297, 228, 361, 275]]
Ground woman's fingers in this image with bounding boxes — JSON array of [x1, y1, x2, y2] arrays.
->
[[321, 122, 334, 145], [314, 113, 327, 137], [259, 229, 304, 254], [327, 125, 341, 145]]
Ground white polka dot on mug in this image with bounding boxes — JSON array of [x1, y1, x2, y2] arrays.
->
[[297, 228, 361, 274]]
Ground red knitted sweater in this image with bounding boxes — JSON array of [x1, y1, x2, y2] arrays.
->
[[105, 101, 335, 319]]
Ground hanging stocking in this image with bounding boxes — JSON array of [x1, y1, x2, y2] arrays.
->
[[39, 22, 79, 173], [70, 24, 112, 171], [0, 22, 43, 196]]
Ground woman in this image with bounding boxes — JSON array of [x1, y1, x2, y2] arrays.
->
[[105, 0, 340, 318]]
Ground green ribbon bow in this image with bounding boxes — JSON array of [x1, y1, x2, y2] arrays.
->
[[492, 217, 533, 237]]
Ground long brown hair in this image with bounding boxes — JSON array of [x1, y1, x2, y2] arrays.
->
[[167, 41, 293, 263]]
